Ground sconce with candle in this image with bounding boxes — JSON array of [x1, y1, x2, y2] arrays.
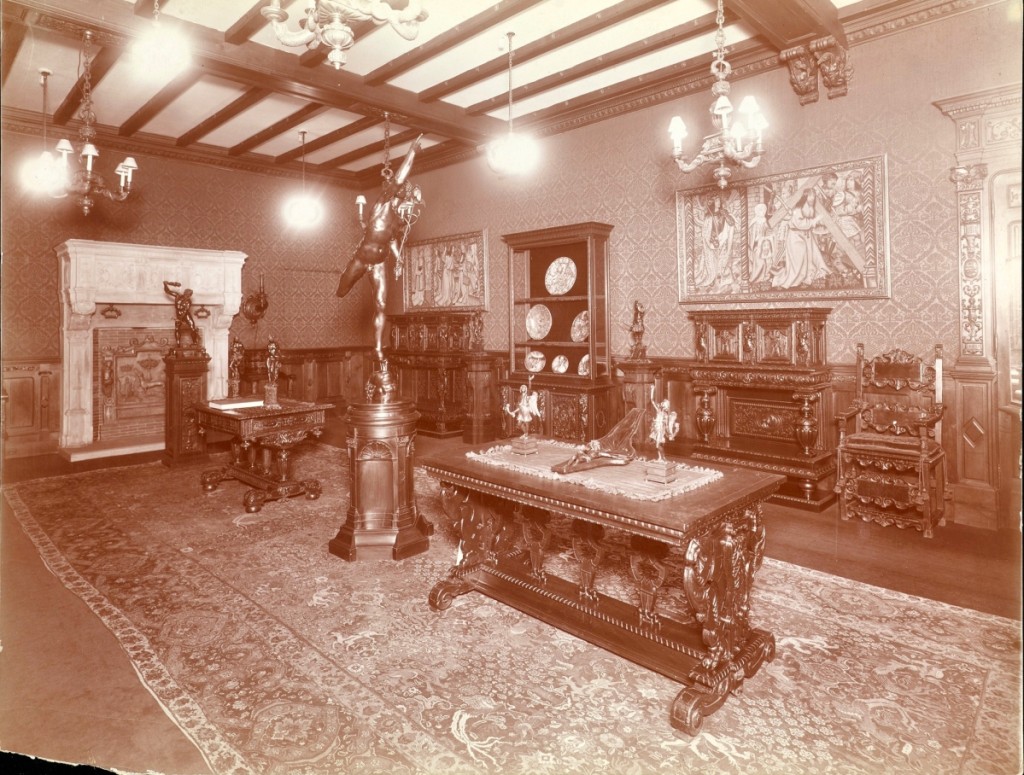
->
[[241, 272, 270, 327]]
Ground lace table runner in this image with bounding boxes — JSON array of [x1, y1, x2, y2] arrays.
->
[[466, 441, 722, 502]]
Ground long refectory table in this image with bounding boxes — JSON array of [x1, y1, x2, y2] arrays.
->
[[420, 443, 785, 735]]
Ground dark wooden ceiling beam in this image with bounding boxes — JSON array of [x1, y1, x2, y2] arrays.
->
[[417, 0, 673, 103], [228, 102, 330, 156], [133, 0, 155, 18], [729, 0, 846, 50], [316, 127, 420, 170], [465, 11, 721, 116], [364, 0, 546, 86], [175, 86, 270, 146], [1, 19, 27, 88], [273, 115, 381, 163], [118, 69, 197, 136], [5, 0, 502, 144], [224, 0, 285, 45], [52, 45, 121, 125], [522, 37, 766, 130]]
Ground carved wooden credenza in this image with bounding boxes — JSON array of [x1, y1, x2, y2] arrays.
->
[[684, 308, 836, 510], [387, 311, 478, 438]]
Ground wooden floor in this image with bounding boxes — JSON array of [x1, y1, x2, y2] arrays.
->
[[2, 419, 1020, 620]]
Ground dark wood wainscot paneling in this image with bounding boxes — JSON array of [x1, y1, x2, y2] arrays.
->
[[682, 308, 836, 511], [240, 347, 371, 411], [387, 312, 479, 438], [2, 359, 61, 458]]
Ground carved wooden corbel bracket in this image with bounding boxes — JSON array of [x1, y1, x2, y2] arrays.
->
[[779, 44, 820, 105], [780, 36, 853, 104], [811, 36, 853, 100]]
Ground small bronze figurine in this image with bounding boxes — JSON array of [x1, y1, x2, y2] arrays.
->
[[648, 387, 679, 461], [505, 376, 542, 440], [266, 337, 280, 387], [628, 300, 647, 360], [163, 280, 201, 349]]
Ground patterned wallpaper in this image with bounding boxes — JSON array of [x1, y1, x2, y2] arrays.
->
[[402, 3, 1020, 366], [2, 4, 1019, 368], [0, 140, 369, 360]]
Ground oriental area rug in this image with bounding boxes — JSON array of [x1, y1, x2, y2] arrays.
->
[[3, 444, 1021, 775]]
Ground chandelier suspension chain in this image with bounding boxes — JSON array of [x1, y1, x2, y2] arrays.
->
[[381, 111, 393, 181], [506, 32, 515, 132]]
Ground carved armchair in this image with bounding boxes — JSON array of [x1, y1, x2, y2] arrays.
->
[[835, 344, 950, 538]]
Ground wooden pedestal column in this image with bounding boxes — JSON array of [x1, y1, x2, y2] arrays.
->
[[618, 358, 660, 451], [163, 347, 210, 466], [462, 351, 499, 444], [329, 399, 432, 561]]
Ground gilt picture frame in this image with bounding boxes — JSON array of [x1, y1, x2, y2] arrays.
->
[[677, 155, 890, 303], [403, 229, 489, 312]]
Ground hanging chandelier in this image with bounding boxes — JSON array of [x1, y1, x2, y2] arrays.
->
[[486, 31, 539, 177], [31, 31, 138, 216], [668, 0, 767, 189], [130, 0, 190, 79], [262, 0, 428, 70]]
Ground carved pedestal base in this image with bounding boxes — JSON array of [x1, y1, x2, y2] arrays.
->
[[644, 458, 678, 484], [263, 383, 280, 409], [163, 350, 210, 467], [329, 400, 432, 561], [511, 436, 539, 456]]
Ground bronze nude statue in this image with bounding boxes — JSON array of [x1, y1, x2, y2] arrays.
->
[[336, 135, 424, 402], [163, 280, 201, 349]]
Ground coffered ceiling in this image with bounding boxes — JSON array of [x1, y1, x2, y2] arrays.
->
[[0, 0, 968, 188]]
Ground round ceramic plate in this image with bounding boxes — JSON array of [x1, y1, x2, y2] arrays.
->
[[577, 354, 591, 377], [570, 310, 590, 342], [544, 257, 577, 295], [525, 304, 552, 340], [525, 351, 546, 372], [551, 354, 569, 374]]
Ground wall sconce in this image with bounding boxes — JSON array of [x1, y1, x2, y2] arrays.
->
[[241, 272, 269, 326]]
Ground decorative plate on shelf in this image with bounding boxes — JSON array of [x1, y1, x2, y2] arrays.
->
[[570, 310, 590, 342], [551, 355, 569, 374], [525, 351, 546, 373], [577, 354, 590, 377], [525, 304, 552, 340], [544, 257, 577, 295]]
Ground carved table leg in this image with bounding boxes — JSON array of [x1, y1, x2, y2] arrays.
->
[[429, 483, 503, 611], [519, 507, 551, 583], [629, 536, 669, 630], [672, 505, 775, 735], [571, 520, 605, 606]]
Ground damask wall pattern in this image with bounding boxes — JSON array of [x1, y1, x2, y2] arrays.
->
[[2, 4, 1018, 371], [0, 137, 368, 361], [404, 3, 1018, 366]]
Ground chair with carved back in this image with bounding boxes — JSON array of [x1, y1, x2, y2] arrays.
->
[[835, 343, 950, 538]]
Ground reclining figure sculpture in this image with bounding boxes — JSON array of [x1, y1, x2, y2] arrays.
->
[[551, 407, 647, 474]]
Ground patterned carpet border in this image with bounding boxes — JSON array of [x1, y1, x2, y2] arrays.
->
[[2, 446, 1021, 775]]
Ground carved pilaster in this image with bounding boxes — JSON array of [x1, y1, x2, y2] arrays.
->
[[951, 164, 989, 359], [934, 85, 1020, 525]]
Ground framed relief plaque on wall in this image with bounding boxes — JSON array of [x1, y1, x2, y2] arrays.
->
[[677, 155, 890, 303], [403, 230, 488, 311]]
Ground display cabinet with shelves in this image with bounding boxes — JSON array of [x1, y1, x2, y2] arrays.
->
[[500, 222, 620, 443]]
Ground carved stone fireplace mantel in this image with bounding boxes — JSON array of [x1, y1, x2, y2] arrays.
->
[[56, 239, 246, 459]]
